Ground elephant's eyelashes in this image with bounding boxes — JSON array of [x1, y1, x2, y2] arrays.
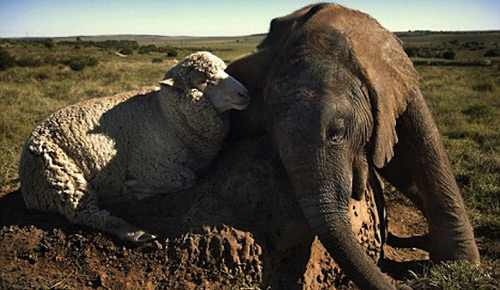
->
[[326, 124, 346, 143]]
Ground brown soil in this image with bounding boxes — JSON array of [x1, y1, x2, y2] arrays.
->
[[0, 136, 429, 289]]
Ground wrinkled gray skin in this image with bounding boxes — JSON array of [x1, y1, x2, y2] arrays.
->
[[227, 3, 479, 290]]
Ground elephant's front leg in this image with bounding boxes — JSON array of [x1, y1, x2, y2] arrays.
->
[[379, 92, 480, 265]]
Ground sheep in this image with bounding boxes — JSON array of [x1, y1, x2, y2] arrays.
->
[[19, 51, 250, 242]]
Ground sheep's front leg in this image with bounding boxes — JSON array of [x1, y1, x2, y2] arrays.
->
[[62, 183, 158, 243], [72, 199, 157, 242], [125, 165, 197, 199]]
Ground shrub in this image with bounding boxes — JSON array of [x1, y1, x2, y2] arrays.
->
[[35, 72, 50, 81], [484, 49, 500, 57], [43, 56, 60, 66], [139, 44, 157, 54], [17, 56, 43, 67], [90, 40, 139, 51], [44, 38, 55, 50], [442, 50, 456, 60], [404, 47, 420, 57], [119, 48, 134, 55], [0, 49, 16, 71], [404, 46, 441, 58], [166, 48, 178, 57], [151, 58, 163, 63], [63, 56, 99, 71]]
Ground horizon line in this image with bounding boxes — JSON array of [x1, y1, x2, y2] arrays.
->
[[2, 29, 500, 40]]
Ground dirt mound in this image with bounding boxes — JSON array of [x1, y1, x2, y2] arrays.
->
[[0, 135, 421, 289]]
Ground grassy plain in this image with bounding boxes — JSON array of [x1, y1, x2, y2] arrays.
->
[[0, 31, 499, 287], [0, 36, 262, 187]]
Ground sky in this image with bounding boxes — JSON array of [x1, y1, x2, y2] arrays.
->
[[1, 0, 499, 38]]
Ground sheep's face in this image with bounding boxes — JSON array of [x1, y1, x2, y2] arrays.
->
[[161, 52, 250, 113], [194, 69, 250, 113]]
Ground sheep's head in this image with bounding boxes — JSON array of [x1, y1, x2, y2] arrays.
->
[[160, 51, 250, 113]]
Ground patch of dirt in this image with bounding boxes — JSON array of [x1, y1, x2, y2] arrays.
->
[[0, 136, 428, 289]]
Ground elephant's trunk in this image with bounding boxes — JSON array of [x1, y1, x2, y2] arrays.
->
[[287, 163, 396, 290]]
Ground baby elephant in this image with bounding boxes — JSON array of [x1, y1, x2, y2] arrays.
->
[[19, 51, 249, 242]]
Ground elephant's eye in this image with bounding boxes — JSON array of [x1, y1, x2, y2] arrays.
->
[[326, 122, 346, 144], [327, 127, 345, 143]]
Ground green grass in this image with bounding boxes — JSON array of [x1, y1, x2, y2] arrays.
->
[[417, 66, 500, 271], [408, 261, 496, 290], [1, 32, 499, 287], [0, 39, 259, 188], [397, 30, 500, 61]]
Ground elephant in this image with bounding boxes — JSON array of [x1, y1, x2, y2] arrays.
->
[[226, 3, 480, 290]]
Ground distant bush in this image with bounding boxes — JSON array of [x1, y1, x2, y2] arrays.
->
[[166, 49, 178, 57], [43, 57, 61, 66], [154, 46, 179, 57], [151, 58, 163, 63], [34, 72, 50, 81], [404, 46, 441, 58], [91, 40, 139, 51], [0, 49, 16, 71], [404, 47, 420, 57], [63, 56, 99, 71], [17, 56, 44, 67], [44, 38, 55, 50], [484, 49, 500, 57], [442, 50, 456, 60], [405, 46, 461, 61], [139, 44, 157, 54], [118, 48, 133, 55]]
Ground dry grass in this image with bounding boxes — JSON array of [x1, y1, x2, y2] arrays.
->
[[0, 33, 498, 287]]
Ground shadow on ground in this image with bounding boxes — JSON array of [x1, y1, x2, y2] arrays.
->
[[0, 135, 429, 289]]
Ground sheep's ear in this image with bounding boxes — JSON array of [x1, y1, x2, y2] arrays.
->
[[159, 78, 175, 87], [188, 70, 209, 91]]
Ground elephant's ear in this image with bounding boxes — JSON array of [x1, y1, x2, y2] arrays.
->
[[355, 37, 419, 168], [364, 70, 411, 169], [319, 5, 420, 168]]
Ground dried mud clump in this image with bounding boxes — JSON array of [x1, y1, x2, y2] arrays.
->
[[0, 135, 386, 289], [166, 225, 263, 284]]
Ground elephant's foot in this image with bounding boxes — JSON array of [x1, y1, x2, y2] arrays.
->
[[387, 232, 430, 251], [429, 226, 480, 265]]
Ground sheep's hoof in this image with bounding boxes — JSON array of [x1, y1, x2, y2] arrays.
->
[[126, 230, 157, 243]]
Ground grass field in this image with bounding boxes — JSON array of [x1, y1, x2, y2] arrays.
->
[[0, 31, 499, 288]]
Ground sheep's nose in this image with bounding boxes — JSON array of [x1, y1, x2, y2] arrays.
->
[[238, 89, 250, 98]]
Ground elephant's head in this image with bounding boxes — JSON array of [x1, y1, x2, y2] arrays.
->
[[264, 16, 399, 290]]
